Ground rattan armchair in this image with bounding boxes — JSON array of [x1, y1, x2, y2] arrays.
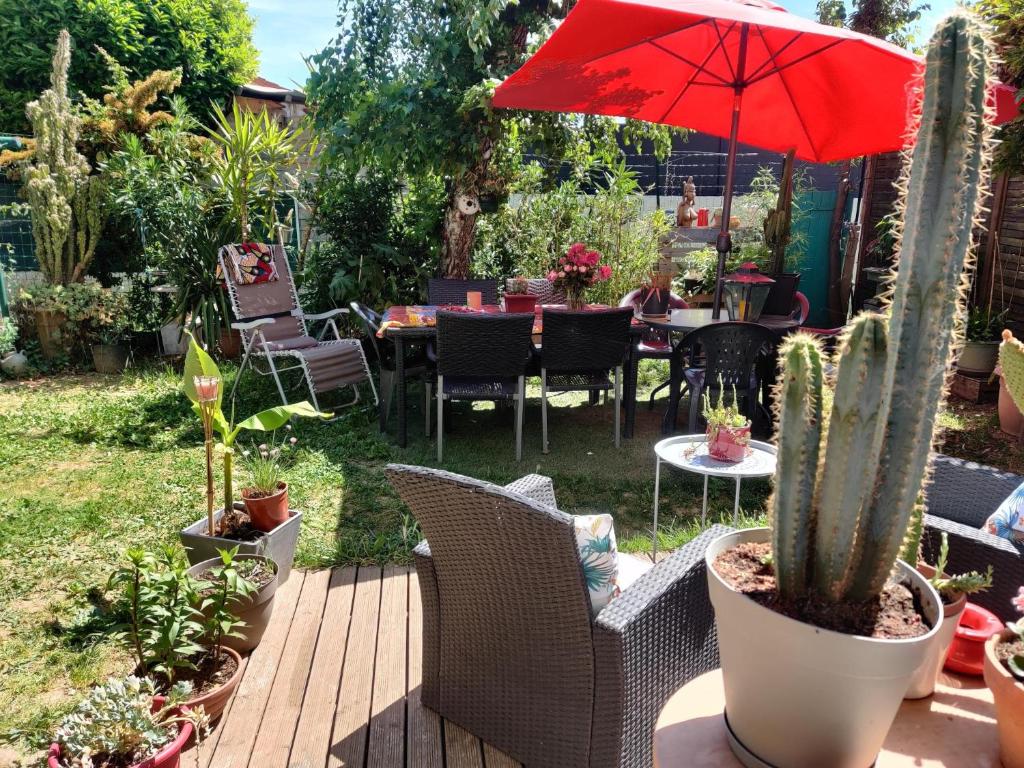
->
[[386, 464, 726, 768]]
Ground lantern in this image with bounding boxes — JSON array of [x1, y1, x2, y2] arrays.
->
[[722, 262, 775, 322]]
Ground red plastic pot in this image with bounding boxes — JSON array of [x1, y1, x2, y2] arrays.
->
[[48, 697, 193, 768], [944, 601, 1004, 676], [707, 422, 751, 462], [242, 482, 289, 532], [504, 294, 538, 313]]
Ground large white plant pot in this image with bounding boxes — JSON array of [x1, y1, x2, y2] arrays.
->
[[706, 528, 942, 768]]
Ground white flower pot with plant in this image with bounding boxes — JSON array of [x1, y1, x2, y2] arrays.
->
[[47, 676, 206, 768], [707, 14, 993, 767], [904, 533, 992, 698], [179, 331, 329, 580]]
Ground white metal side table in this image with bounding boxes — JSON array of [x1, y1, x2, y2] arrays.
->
[[651, 434, 776, 560]]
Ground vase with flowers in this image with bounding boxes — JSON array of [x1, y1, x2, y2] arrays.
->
[[702, 375, 751, 462], [547, 243, 612, 310]]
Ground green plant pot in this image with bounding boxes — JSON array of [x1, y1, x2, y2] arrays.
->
[[180, 507, 302, 583], [957, 340, 999, 375]]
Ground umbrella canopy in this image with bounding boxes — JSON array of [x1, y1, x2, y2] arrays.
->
[[492, 0, 921, 164]]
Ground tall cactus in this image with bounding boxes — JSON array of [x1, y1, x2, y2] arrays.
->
[[770, 11, 995, 605]]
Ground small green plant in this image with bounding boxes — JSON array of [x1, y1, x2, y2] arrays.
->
[[0, 315, 17, 356], [193, 547, 259, 660], [965, 305, 1008, 343], [927, 533, 993, 598], [702, 376, 748, 430], [53, 676, 207, 768], [107, 546, 205, 685], [241, 427, 297, 496], [507, 276, 529, 295]]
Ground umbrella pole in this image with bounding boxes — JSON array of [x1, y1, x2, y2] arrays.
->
[[712, 23, 749, 320]]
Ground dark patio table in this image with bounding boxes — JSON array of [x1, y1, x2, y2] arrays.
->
[[379, 304, 645, 447]]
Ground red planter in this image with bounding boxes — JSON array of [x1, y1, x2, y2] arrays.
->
[[945, 601, 1004, 676], [242, 482, 289, 533], [48, 698, 193, 768], [707, 422, 751, 462], [504, 294, 538, 313]]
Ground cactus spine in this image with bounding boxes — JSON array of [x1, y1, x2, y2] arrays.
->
[[770, 11, 994, 605]]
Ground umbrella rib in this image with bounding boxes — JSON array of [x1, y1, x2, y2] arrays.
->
[[655, 32, 733, 123], [576, 17, 713, 70], [711, 20, 740, 83], [743, 31, 805, 82], [753, 26, 820, 158], [648, 40, 732, 85], [744, 37, 845, 87]]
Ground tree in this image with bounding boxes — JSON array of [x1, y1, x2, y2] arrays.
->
[[0, 0, 257, 135], [309, 0, 675, 278], [20, 30, 104, 285]]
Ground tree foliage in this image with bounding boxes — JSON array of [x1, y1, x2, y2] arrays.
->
[[0, 0, 257, 135], [816, 0, 928, 45], [977, 0, 1024, 173]]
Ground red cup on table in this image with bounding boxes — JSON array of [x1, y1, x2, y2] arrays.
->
[[466, 291, 482, 309], [697, 208, 709, 226]]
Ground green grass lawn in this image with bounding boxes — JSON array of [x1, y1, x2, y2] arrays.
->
[[0, 360, 770, 759], [0, 361, 1010, 760]]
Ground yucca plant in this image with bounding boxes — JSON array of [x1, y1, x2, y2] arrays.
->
[[771, 11, 995, 606]]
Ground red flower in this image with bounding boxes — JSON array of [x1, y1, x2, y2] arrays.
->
[[598, 265, 612, 280]]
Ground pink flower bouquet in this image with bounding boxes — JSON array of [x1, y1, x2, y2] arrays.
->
[[547, 243, 612, 309]]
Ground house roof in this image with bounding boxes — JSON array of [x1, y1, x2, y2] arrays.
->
[[237, 77, 306, 104]]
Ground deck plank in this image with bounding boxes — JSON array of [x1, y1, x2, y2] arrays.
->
[[207, 571, 307, 768], [327, 566, 383, 768], [250, 568, 332, 768], [366, 567, 409, 768], [288, 567, 357, 768], [481, 743, 522, 768], [444, 722, 484, 768], [406, 572, 443, 768]]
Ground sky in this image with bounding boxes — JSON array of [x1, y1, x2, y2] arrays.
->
[[249, 0, 959, 90]]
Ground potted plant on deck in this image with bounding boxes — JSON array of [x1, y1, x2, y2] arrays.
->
[[187, 550, 279, 654], [958, 306, 1005, 375], [108, 546, 257, 721], [903, 533, 992, 698], [984, 588, 1024, 768], [703, 380, 750, 463], [503, 277, 538, 314], [179, 332, 330, 581], [704, 14, 993, 767], [47, 676, 206, 768]]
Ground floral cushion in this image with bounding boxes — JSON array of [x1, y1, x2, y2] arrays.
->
[[984, 480, 1024, 542], [574, 514, 620, 612]]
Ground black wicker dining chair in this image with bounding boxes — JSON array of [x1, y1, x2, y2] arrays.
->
[[618, 289, 689, 410], [662, 321, 778, 435], [428, 278, 499, 306], [350, 302, 434, 435], [539, 307, 633, 453], [386, 463, 726, 768], [435, 310, 535, 461]]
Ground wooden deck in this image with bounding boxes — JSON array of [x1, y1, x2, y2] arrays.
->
[[181, 566, 524, 768]]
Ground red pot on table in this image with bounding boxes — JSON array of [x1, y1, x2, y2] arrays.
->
[[707, 422, 751, 462], [944, 602, 1004, 676], [504, 294, 538, 313], [48, 697, 193, 768]]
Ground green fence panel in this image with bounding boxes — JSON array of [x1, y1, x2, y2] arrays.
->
[[1, 175, 36, 272], [789, 189, 836, 327]]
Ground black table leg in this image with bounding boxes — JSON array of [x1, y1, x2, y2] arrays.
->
[[395, 336, 407, 448], [624, 340, 639, 439]]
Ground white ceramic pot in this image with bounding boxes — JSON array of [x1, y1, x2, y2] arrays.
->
[[706, 527, 942, 768], [904, 563, 966, 699]]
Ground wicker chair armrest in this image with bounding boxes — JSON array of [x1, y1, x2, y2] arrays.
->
[[232, 317, 276, 330], [503, 474, 557, 508], [922, 513, 1024, 622], [303, 308, 349, 322], [590, 526, 730, 768], [926, 454, 1022, 527]]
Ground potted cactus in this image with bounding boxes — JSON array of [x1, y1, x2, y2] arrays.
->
[[984, 588, 1024, 768], [705, 13, 994, 767], [702, 379, 750, 463], [903, 533, 992, 698], [504, 277, 538, 313]]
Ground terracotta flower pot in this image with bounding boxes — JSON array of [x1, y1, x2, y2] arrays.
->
[[707, 527, 941, 768], [707, 422, 751, 462], [47, 698, 193, 768], [945, 601, 1004, 676], [504, 294, 537, 314], [187, 555, 279, 653], [182, 646, 244, 721], [984, 629, 1024, 768], [904, 563, 966, 699], [998, 373, 1024, 437], [242, 482, 289, 533]]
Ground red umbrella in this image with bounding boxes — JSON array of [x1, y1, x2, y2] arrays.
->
[[993, 81, 1021, 126], [492, 0, 921, 315]]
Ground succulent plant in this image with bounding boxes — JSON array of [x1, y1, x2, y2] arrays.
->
[[999, 329, 1024, 411], [770, 11, 995, 605], [507, 276, 530, 295]]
